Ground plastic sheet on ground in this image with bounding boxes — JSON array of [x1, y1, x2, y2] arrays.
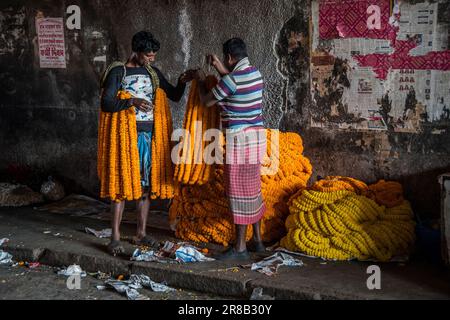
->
[[57, 264, 87, 277], [85, 227, 112, 239], [131, 241, 214, 264], [102, 274, 175, 300], [246, 252, 304, 276], [0, 238, 13, 265]]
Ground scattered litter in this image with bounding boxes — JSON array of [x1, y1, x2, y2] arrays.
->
[[43, 231, 52, 234], [27, 262, 41, 269], [96, 285, 106, 291], [245, 252, 304, 276], [131, 241, 214, 264], [0, 238, 13, 265], [250, 288, 275, 300], [117, 275, 124, 281], [57, 264, 87, 277], [85, 227, 112, 239], [320, 262, 328, 265], [131, 249, 161, 263], [88, 271, 111, 280], [53, 233, 61, 237], [0, 251, 13, 265], [102, 274, 175, 300]]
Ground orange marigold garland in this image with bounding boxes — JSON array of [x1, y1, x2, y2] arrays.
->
[[312, 176, 369, 195], [150, 88, 176, 200], [169, 130, 313, 245], [97, 91, 142, 202], [175, 77, 220, 186], [368, 180, 404, 208]]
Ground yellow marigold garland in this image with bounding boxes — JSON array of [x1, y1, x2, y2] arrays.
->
[[281, 188, 416, 261]]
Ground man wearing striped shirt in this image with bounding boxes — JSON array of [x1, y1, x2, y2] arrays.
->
[[196, 38, 267, 261]]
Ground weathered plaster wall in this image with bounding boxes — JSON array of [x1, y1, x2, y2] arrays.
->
[[0, 0, 449, 217]]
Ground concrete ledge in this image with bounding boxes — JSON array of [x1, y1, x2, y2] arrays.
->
[[5, 246, 46, 263], [131, 262, 249, 298]]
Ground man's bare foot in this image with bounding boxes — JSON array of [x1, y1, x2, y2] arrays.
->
[[131, 235, 159, 248], [107, 240, 125, 256]]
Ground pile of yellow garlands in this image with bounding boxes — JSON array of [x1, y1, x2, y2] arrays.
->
[[174, 78, 221, 186], [169, 129, 313, 246], [281, 177, 416, 261], [97, 89, 175, 202]]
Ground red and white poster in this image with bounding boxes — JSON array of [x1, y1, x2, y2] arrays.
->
[[36, 18, 66, 69], [319, 0, 397, 41]]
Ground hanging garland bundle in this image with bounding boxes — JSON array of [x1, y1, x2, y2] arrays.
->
[[174, 77, 221, 186], [97, 90, 142, 202], [150, 88, 176, 200]]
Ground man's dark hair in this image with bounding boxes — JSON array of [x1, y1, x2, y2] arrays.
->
[[132, 31, 160, 53], [223, 38, 248, 60]]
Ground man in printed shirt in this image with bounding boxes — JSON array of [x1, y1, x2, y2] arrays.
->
[[196, 38, 267, 260], [101, 31, 195, 255]]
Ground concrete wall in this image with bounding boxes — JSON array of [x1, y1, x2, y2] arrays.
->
[[0, 0, 449, 217]]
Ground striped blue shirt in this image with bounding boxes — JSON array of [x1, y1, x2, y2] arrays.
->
[[211, 57, 264, 132]]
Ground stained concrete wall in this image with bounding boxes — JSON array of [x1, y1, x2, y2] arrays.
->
[[0, 0, 449, 217]]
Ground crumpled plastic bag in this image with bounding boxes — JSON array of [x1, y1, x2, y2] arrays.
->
[[40, 176, 65, 202], [0, 238, 13, 265], [85, 227, 112, 239], [175, 245, 215, 263], [249, 252, 303, 276], [103, 274, 175, 300], [131, 249, 160, 263], [57, 264, 87, 277]]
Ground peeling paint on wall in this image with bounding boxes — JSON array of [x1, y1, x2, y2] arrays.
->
[[310, 0, 450, 133], [0, 6, 27, 56], [275, 8, 311, 130]]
